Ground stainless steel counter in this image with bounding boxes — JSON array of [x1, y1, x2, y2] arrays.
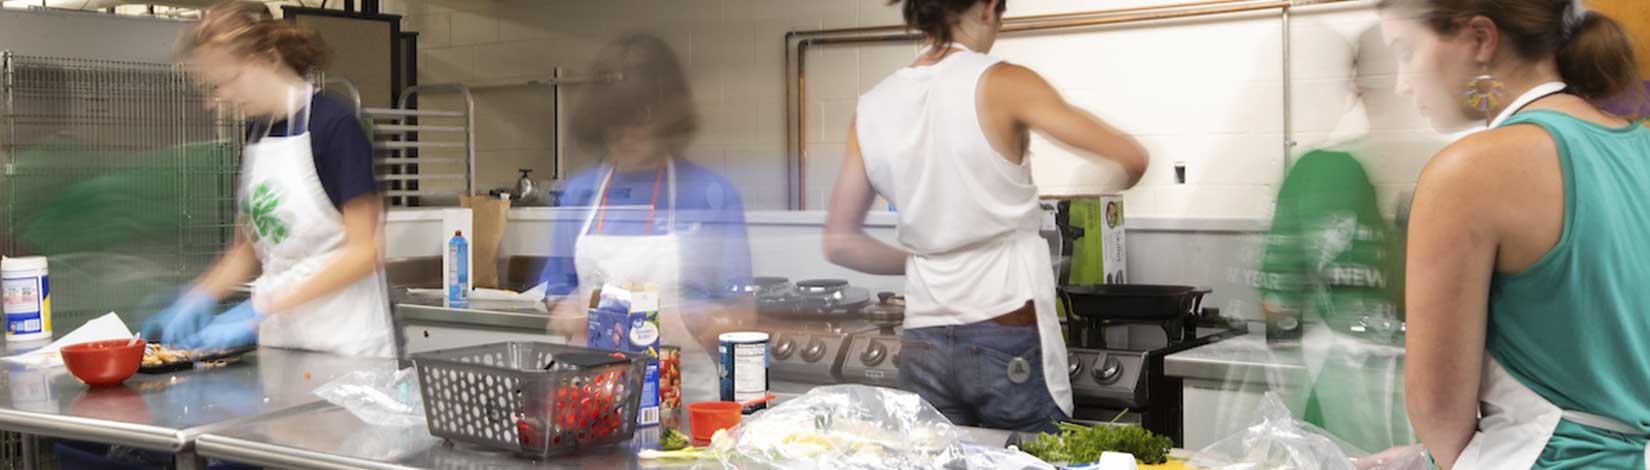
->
[[1163, 330, 1309, 384], [196, 392, 1015, 470], [1163, 329, 1404, 384], [395, 292, 552, 331], [0, 348, 396, 452]]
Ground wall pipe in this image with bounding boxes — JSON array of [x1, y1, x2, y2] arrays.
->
[[784, 0, 1350, 210]]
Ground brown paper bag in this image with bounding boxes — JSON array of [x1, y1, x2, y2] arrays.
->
[[460, 195, 511, 289]]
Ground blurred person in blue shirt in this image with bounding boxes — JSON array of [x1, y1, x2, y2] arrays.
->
[[538, 34, 752, 403]]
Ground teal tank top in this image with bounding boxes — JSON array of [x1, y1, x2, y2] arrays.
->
[[1488, 110, 1650, 469]]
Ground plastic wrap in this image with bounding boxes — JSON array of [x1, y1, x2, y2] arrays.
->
[[702, 384, 1052, 470], [1188, 392, 1429, 470], [313, 368, 425, 427]]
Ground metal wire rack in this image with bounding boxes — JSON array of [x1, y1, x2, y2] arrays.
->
[[0, 51, 243, 337]]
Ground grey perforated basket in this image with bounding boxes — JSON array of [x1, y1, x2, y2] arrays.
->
[[413, 342, 646, 458]]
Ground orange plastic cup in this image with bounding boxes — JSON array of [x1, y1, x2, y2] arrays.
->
[[687, 401, 743, 444]]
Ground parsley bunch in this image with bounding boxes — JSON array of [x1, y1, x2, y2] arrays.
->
[[1019, 420, 1173, 465]]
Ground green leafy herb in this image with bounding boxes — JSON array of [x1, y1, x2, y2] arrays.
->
[[1017, 415, 1173, 465], [661, 428, 690, 451]]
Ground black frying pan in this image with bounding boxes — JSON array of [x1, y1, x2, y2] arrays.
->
[[1060, 284, 1210, 321]]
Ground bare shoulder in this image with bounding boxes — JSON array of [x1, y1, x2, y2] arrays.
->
[[984, 62, 1039, 81], [1426, 126, 1555, 178], [1418, 126, 1559, 209], [984, 63, 1062, 115], [984, 63, 1054, 96]]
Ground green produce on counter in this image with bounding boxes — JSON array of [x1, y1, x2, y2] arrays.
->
[[661, 428, 690, 451], [1019, 421, 1173, 465], [637, 447, 704, 461]]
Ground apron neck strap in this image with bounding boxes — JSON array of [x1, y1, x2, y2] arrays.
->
[[1490, 81, 1567, 128], [254, 83, 317, 141], [580, 158, 678, 236], [918, 42, 973, 58]]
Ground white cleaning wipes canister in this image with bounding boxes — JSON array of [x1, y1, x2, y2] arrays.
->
[[1, 257, 52, 341]]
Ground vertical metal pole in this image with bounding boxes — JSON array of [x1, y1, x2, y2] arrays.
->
[[18, 435, 35, 470], [1281, 6, 1295, 176], [3, 52, 13, 257], [552, 67, 563, 181], [795, 40, 809, 211], [175, 448, 208, 470]]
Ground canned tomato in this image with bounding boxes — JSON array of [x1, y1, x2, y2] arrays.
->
[[658, 345, 681, 426], [717, 332, 769, 413]]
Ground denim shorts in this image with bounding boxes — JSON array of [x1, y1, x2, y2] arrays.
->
[[898, 321, 1068, 433]]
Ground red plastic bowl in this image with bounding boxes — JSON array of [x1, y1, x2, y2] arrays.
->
[[688, 401, 743, 444], [60, 339, 145, 387]]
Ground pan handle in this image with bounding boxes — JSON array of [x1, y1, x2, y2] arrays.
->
[[1186, 288, 1213, 317]]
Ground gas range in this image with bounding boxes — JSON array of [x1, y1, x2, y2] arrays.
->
[[838, 327, 901, 387], [836, 292, 905, 387], [726, 278, 904, 386], [766, 325, 869, 384], [1060, 285, 1245, 445]]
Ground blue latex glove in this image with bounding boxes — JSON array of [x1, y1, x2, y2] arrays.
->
[[142, 291, 217, 345], [180, 301, 263, 351]]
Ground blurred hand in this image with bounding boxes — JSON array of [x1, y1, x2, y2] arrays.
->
[[180, 301, 262, 351], [546, 297, 589, 345], [143, 291, 217, 345], [1352, 444, 1428, 470]]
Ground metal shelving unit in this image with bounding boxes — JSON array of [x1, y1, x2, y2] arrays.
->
[[365, 83, 475, 206], [0, 51, 242, 334]]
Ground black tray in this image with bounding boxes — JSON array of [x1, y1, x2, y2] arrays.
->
[[138, 345, 256, 374]]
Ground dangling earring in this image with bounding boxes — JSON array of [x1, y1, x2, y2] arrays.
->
[[1465, 71, 1506, 124]]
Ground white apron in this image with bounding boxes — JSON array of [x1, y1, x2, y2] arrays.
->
[[1024, 232, 1074, 417], [573, 160, 719, 404], [1453, 82, 1649, 469], [1452, 358, 1649, 469], [241, 85, 394, 358]]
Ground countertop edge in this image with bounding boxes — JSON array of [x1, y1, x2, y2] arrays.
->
[[395, 302, 550, 331], [197, 433, 409, 470], [0, 408, 186, 451]]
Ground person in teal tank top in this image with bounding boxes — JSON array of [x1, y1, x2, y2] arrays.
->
[[1378, 0, 1650, 469]]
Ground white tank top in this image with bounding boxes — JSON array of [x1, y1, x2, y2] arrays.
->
[[857, 47, 1048, 328]]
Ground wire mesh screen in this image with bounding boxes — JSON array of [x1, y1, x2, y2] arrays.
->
[[1, 52, 242, 334]]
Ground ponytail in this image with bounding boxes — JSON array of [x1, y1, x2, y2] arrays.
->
[[1378, 0, 1643, 102], [1557, 11, 1640, 102]]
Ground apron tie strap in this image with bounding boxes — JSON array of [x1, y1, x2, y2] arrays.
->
[[1562, 410, 1649, 437]]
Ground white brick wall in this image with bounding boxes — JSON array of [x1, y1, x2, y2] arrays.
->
[[390, 0, 1446, 220]]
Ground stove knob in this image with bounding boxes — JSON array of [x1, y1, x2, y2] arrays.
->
[[861, 340, 888, 367], [1067, 353, 1083, 379], [1092, 355, 1123, 385], [772, 336, 796, 360], [802, 338, 828, 362]]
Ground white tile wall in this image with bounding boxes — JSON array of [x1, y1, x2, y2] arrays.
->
[[392, 0, 1446, 294]]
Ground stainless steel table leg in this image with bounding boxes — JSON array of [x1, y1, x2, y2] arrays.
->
[[176, 448, 208, 470], [19, 434, 37, 470]]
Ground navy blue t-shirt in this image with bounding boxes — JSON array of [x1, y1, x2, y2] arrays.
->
[[249, 93, 378, 209]]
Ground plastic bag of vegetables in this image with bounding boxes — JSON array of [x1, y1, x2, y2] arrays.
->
[[1188, 392, 1429, 470], [703, 385, 1052, 470]]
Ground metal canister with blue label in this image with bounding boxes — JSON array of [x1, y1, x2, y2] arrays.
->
[[717, 332, 769, 413]]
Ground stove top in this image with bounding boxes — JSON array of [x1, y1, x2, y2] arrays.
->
[[838, 328, 902, 387], [732, 278, 905, 386]]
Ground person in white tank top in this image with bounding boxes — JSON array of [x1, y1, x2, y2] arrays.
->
[[825, 0, 1148, 432]]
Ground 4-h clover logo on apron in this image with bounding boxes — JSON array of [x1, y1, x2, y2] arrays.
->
[[242, 182, 292, 245]]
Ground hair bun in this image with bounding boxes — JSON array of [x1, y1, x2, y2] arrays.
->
[[886, 0, 1003, 46]]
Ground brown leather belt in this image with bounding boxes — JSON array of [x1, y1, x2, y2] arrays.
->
[[988, 301, 1038, 327]]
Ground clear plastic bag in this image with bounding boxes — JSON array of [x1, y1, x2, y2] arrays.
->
[[1188, 392, 1429, 470], [701, 384, 1052, 470], [313, 368, 426, 428]]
